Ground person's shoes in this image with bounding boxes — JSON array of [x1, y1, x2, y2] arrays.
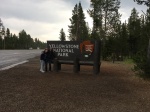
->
[[40, 70, 45, 73], [42, 70, 45, 73]]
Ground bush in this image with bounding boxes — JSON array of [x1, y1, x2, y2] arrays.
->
[[133, 51, 150, 78]]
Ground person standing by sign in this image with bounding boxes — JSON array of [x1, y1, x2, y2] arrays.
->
[[44, 48, 49, 72], [45, 48, 55, 72], [40, 51, 45, 73]]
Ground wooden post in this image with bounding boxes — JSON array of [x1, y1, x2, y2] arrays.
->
[[73, 58, 79, 73], [53, 58, 59, 72], [78, 64, 80, 71], [58, 63, 61, 70], [147, 39, 150, 63], [93, 41, 101, 74]]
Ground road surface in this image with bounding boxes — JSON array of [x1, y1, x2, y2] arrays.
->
[[0, 50, 42, 70]]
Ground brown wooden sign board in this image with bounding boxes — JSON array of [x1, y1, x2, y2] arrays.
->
[[47, 40, 101, 74]]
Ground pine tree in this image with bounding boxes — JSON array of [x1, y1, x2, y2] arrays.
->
[[111, 22, 129, 60], [88, 0, 121, 60], [68, 4, 78, 41], [145, 8, 150, 38], [27, 34, 34, 48], [134, 0, 150, 6], [88, 0, 121, 40], [120, 22, 129, 57], [68, 2, 89, 41], [88, 0, 103, 39], [103, 0, 121, 39], [128, 8, 141, 57], [5, 28, 11, 49], [77, 2, 89, 41], [12, 34, 19, 49], [59, 28, 66, 41], [131, 1, 150, 78], [19, 30, 28, 49]]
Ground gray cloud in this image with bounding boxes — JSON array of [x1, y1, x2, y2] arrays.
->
[[62, 0, 90, 8], [121, 0, 147, 12], [0, 0, 71, 23], [0, 0, 91, 41], [0, 0, 89, 23], [0, 0, 147, 24], [119, 0, 147, 22]]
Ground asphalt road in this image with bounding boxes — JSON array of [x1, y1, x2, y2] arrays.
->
[[0, 50, 42, 69]]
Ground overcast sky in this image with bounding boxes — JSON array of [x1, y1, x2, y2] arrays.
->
[[0, 0, 148, 42]]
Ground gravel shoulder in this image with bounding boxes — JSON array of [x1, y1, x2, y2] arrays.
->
[[0, 57, 150, 112]]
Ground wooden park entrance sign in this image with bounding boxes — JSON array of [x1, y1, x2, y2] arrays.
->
[[47, 40, 101, 74]]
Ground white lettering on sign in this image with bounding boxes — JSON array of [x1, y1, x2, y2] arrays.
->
[[50, 44, 79, 49], [49, 44, 79, 57], [58, 53, 69, 57]]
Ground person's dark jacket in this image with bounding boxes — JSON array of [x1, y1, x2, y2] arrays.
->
[[44, 49, 55, 63], [40, 51, 45, 60], [44, 51, 49, 62], [49, 50, 55, 60]]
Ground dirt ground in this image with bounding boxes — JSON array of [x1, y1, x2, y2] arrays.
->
[[0, 57, 150, 112]]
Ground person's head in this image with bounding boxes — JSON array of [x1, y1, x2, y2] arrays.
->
[[44, 48, 48, 52], [47, 48, 50, 52]]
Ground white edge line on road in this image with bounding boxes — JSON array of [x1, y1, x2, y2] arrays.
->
[[0, 60, 29, 71]]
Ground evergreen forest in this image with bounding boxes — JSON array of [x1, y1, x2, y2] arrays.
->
[[0, 25, 46, 49], [66, 0, 150, 78]]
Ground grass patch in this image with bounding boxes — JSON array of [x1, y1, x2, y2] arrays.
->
[[123, 58, 134, 64]]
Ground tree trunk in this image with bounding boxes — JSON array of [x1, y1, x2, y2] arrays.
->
[[147, 38, 150, 63]]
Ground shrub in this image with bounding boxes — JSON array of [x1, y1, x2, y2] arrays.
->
[[133, 51, 150, 78]]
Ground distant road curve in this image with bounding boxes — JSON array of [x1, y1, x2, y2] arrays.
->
[[0, 50, 42, 70]]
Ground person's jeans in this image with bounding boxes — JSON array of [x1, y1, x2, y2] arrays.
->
[[40, 60, 45, 71], [45, 61, 51, 71]]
